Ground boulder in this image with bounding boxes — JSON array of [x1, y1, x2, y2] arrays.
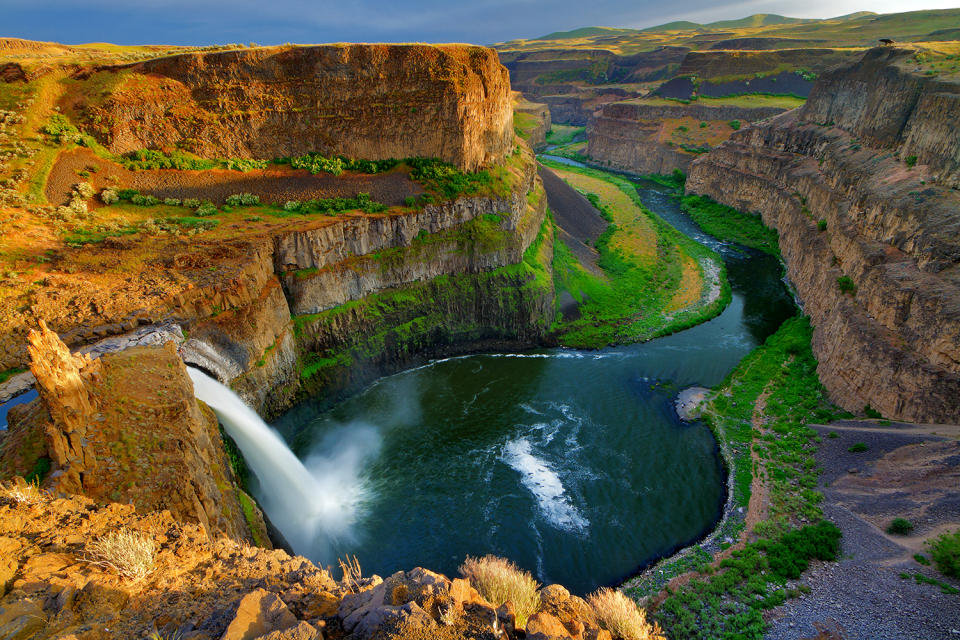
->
[[221, 589, 298, 640]]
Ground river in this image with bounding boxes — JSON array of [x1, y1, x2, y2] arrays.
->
[[267, 170, 796, 594]]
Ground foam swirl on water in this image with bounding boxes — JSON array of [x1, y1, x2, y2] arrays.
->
[[502, 437, 588, 533]]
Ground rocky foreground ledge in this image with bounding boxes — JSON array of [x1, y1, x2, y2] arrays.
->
[[0, 486, 657, 640]]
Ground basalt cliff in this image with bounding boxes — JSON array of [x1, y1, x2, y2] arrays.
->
[[687, 46, 960, 423], [74, 44, 514, 171], [587, 100, 788, 175]]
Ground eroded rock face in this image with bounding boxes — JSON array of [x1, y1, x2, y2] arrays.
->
[[80, 44, 513, 171], [3, 325, 264, 543], [687, 47, 960, 423], [587, 101, 788, 175]]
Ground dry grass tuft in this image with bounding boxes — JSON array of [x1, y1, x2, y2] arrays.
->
[[587, 587, 665, 640], [459, 555, 540, 627], [85, 529, 157, 581], [338, 554, 363, 593], [0, 477, 43, 504]]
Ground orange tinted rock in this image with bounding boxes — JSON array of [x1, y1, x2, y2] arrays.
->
[[222, 589, 299, 640]]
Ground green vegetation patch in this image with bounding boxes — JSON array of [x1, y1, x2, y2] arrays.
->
[[540, 159, 730, 348], [927, 530, 960, 578], [653, 173, 780, 257], [545, 125, 586, 147], [644, 316, 846, 639], [0, 367, 26, 384]]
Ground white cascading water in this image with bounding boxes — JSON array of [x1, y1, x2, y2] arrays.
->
[[187, 368, 379, 561]]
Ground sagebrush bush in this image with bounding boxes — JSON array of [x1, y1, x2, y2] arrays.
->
[[225, 193, 260, 207], [86, 529, 156, 580], [926, 530, 960, 578], [100, 188, 119, 205], [182, 198, 202, 209], [194, 202, 218, 217], [588, 588, 665, 640], [74, 182, 95, 199], [459, 555, 540, 626]]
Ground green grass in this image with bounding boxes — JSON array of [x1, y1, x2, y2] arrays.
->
[[645, 172, 780, 258], [643, 316, 846, 639], [546, 125, 585, 147], [540, 159, 730, 348], [0, 367, 26, 384]]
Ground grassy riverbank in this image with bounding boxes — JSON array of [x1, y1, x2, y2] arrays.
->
[[646, 171, 781, 257], [540, 159, 730, 348], [622, 315, 846, 639]]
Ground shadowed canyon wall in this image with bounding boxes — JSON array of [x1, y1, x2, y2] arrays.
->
[[687, 47, 960, 423]]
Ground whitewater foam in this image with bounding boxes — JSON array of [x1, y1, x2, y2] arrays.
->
[[501, 437, 588, 533]]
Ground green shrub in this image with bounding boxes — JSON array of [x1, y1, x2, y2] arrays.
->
[[927, 530, 960, 577], [827, 431, 839, 438], [163, 197, 181, 206], [699, 121, 708, 128], [836, 276, 856, 295], [283, 200, 302, 212], [887, 518, 914, 535], [407, 157, 492, 199], [905, 155, 918, 168], [182, 198, 202, 209], [764, 521, 842, 580], [194, 201, 218, 217], [914, 553, 931, 566], [100, 189, 119, 205], [225, 193, 260, 207], [729, 120, 741, 131], [42, 115, 81, 144], [817, 219, 827, 232], [848, 442, 868, 453], [130, 194, 160, 207], [120, 149, 218, 171], [864, 404, 882, 419]]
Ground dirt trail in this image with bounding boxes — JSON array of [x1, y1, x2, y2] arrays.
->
[[763, 423, 960, 639]]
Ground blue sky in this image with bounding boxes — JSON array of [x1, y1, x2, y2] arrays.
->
[[2, 0, 958, 45]]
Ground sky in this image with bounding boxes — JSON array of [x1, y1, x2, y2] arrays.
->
[[2, 0, 958, 46]]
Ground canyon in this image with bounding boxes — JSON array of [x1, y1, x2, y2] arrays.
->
[[687, 46, 960, 423], [0, 15, 958, 640]]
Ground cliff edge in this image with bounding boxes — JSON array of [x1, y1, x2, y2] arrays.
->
[[72, 44, 513, 171], [687, 47, 960, 423]]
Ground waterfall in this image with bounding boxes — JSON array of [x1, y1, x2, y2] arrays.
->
[[187, 368, 378, 561]]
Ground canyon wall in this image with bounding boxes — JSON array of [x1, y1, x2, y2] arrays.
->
[[588, 101, 787, 175], [77, 44, 514, 171], [687, 47, 960, 423]]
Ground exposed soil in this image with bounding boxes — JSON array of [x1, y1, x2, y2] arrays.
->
[[45, 148, 423, 208], [538, 164, 608, 276], [763, 421, 960, 640]]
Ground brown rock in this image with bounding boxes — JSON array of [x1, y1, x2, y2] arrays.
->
[[222, 589, 298, 640], [82, 45, 512, 172], [254, 621, 321, 640], [0, 537, 22, 597], [526, 611, 573, 640], [0, 600, 48, 640]]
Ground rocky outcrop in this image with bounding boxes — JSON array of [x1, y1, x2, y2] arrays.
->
[[686, 47, 960, 423], [514, 94, 551, 149], [1, 324, 265, 543], [587, 100, 787, 175], [0, 490, 628, 640], [79, 44, 513, 171], [798, 46, 960, 188]]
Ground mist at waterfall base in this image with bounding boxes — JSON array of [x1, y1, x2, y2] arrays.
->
[[187, 368, 382, 561]]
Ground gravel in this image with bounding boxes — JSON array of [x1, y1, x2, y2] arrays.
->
[[763, 423, 960, 640]]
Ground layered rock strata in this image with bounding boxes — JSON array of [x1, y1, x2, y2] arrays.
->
[[78, 44, 513, 171], [588, 101, 787, 175], [687, 47, 960, 423]]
